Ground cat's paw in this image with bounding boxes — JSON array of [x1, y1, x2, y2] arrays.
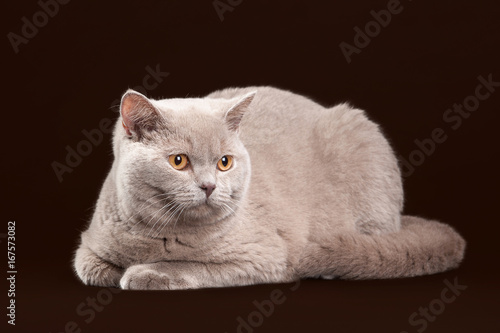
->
[[120, 264, 199, 290], [74, 246, 124, 287]]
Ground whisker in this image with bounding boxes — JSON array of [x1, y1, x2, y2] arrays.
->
[[153, 203, 185, 237], [172, 204, 187, 233], [130, 199, 173, 232], [125, 192, 171, 224], [148, 202, 181, 237], [220, 205, 230, 217], [144, 200, 177, 232], [222, 202, 236, 215]]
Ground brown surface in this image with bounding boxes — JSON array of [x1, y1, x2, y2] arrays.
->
[[4, 0, 500, 332]]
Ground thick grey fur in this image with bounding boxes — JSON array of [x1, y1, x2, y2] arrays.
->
[[74, 86, 466, 289]]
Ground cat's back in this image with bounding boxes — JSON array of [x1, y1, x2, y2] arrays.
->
[[207, 86, 402, 235], [207, 86, 373, 155]]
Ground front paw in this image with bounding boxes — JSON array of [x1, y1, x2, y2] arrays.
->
[[74, 245, 123, 287], [120, 264, 198, 290]]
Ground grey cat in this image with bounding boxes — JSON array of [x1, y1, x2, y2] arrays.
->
[[74, 86, 465, 289]]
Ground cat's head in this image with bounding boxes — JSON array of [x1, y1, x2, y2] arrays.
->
[[113, 89, 255, 236]]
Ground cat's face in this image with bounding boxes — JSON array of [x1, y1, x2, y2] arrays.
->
[[114, 90, 255, 236]]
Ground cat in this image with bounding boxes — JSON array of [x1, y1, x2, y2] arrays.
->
[[74, 86, 465, 289]]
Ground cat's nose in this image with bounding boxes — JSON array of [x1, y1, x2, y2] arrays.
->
[[200, 183, 216, 198]]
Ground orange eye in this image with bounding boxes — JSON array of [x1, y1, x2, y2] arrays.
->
[[169, 154, 188, 170], [217, 155, 233, 171]]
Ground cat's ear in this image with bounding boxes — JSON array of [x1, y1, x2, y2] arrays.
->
[[120, 89, 162, 138], [224, 91, 256, 133]]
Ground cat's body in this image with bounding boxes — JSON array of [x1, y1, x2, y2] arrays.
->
[[74, 86, 465, 289]]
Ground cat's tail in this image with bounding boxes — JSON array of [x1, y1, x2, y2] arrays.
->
[[300, 215, 466, 279]]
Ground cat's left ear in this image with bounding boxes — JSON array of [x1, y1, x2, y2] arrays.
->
[[224, 91, 256, 133], [120, 89, 163, 139]]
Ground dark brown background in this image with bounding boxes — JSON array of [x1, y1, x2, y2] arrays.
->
[[4, 0, 500, 332]]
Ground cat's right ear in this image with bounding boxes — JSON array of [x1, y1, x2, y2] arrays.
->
[[120, 89, 162, 139], [224, 91, 256, 133]]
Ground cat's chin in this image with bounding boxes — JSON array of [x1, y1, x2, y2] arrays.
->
[[190, 202, 213, 214], [182, 202, 230, 225]]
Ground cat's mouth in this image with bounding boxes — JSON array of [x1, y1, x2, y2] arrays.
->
[[178, 200, 225, 222], [191, 198, 216, 209], [191, 198, 233, 215], [183, 196, 208, 209]]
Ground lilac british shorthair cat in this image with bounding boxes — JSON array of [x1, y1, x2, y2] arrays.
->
[[74, 86, 465, 289]]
